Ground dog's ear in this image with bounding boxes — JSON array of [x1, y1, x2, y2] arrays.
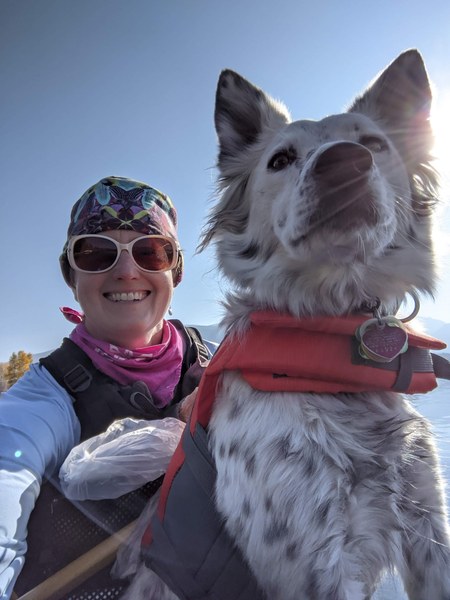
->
[[215, 70, 290, 169], [349, 50, 433, 168]]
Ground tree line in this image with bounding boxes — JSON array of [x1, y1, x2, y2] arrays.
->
[[0, 351, 33, 391]]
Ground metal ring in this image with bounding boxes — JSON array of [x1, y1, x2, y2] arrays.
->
[[398, 290, 421, 323]]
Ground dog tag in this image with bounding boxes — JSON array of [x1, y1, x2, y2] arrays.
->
[[356, 317, 408, 363]]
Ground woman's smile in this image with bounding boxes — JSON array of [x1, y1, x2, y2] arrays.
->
[[104, 290, 151, 302]]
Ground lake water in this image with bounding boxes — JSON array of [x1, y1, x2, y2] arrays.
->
[[373, 379, 450, 599]]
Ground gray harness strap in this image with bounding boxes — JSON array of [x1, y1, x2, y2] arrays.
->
[[144, 423, 266, 600], [351, 336, 450, 392], [431, 353, 450, 380]]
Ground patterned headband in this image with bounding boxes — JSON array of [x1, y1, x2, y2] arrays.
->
[[67, 176, 178, 239]]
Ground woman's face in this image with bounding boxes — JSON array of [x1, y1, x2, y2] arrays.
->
[[71, 229, 175, 348]]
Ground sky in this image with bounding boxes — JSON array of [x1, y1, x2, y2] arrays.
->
[[1, 0, 450, 362]]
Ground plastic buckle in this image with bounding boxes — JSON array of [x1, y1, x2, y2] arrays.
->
[[63, 364, 93, 393]]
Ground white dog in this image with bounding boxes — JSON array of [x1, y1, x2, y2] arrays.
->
[[122, 50, 450, 600]]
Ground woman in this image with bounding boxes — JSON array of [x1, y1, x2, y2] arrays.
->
[[0, 176, 211, 600]]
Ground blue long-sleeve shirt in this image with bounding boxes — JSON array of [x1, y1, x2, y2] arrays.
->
[[0, 364, 80, 599]]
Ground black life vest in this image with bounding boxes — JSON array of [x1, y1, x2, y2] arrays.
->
[[13, 321, 209, 599], [40, 319, 210, 441]]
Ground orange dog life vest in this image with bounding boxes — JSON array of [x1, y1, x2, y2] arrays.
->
[[192, 310, 447, 429], [142, 311, 449, 600]]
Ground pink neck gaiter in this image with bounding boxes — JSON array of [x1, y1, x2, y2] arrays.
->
[[69, 320, 184, 408]]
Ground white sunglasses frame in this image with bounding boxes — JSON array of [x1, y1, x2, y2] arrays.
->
[[67, 234, 180, 274]]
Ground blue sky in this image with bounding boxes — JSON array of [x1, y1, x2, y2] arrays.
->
[[1, 0, 450, 361]]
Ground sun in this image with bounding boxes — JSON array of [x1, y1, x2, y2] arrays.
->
[[429, 87, 450, 294], [431, 88, 450, 190]]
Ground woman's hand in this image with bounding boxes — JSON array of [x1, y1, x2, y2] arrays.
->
[[178, 387, 198, 423]]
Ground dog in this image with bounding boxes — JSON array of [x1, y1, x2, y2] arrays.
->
[[121, 50, 450, 600]]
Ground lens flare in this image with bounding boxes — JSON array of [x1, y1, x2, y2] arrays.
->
[[431, 89, 450, 193]]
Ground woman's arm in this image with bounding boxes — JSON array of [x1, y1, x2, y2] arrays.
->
[[177, 387, 198, 422], [0, 364, 80, 599]]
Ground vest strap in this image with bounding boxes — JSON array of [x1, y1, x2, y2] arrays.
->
[[64, 363, 93, 393], [432, 353, 450, 380]]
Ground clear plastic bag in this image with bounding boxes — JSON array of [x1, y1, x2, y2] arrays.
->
[[59, 417, 185, 500]]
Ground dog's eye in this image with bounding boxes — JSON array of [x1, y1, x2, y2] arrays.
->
[[359, 135, 388, 153], [268, 150, 296, 171]]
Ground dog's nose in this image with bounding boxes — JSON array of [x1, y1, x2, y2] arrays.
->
[[314, 142, 373, 186]]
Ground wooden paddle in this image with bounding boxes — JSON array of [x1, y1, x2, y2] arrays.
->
[[15, 519, 137, 600]]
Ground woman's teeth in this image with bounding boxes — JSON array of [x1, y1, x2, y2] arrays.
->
[[106, 291, 149, 302]]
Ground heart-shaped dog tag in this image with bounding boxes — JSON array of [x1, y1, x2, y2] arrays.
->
[[356, 317, 408, 363]]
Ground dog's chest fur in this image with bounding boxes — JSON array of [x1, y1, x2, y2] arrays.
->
[[210, 374, 433, 599]]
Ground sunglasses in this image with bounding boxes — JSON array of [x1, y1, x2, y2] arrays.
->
[[67, 234, 179, 274]]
